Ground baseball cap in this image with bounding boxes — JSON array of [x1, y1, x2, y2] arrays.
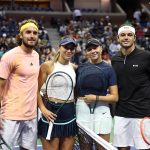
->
[[86, 38, 102, 49], [59, 37, 77, 46]]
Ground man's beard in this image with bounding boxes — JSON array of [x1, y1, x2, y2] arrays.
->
[[22, 40, 38, 49]]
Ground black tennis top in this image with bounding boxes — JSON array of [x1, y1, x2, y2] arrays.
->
[[112, 48, 150, 118], [76, 61, 117, 97]]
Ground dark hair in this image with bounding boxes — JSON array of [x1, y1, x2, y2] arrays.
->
[[119, 22, 134, 29]]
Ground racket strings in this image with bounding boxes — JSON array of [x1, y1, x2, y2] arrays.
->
[[78, 66, 107, 95], [77, 65, 107, 115], [81, 74, 105, 93], [45, 72, 74, 114], [46, 73, 73, 100], [45, 72, 74, 140]]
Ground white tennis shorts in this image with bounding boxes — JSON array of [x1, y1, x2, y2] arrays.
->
[[76, 99, 112, 135], [113, 116, 150, 149], [1, 118, 37, 150]]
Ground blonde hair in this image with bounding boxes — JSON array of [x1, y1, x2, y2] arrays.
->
[[51, 51, 60, 65]]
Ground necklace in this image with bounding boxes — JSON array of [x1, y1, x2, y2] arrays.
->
[[30, 62, 33, 66]]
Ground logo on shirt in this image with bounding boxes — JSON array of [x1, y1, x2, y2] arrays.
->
[[133, 64, 138, 67], [102, 112, 106, 115]]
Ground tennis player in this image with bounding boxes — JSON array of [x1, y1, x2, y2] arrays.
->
[[112, 24, 150, 150], [38, 37, 77, 150], [0, 19, 39, 150], [76, 38, 118, 149]]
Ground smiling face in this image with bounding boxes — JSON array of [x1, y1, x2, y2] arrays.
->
[[118, 30, 136, 50], [85, 44, 102, 64], [20, 26, 39, 50], [59, 43, 76, 64]]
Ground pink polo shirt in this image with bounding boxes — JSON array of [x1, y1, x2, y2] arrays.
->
[[0, 46, 39, 120]]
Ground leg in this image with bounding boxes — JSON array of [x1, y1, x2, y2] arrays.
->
[[60, 136, 75, 150], [99, 134, 110, 142], [41, 137, 60, 150], [95, 134, 110, 150], [78, 133, 93, 150]]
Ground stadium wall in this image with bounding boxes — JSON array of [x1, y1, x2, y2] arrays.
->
[[2, 3, 126, 27]]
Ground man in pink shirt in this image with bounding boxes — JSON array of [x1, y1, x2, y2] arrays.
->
[[0, 19, 40, 150]]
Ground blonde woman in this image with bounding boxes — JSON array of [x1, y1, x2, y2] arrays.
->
[[38, 37, 77, 150]]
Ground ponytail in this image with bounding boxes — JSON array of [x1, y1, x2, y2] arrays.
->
[[52, 51, 60, 64]]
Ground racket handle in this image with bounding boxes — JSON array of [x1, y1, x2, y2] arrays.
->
[[46, 122, 53, 140]]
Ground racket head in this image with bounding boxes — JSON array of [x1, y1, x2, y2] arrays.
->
[[77, 64, 107, 113], [77, 64, 107, 96], [140, 117, 150, 145], [45, 71, 73, 114], [44, 71, 74, 140]]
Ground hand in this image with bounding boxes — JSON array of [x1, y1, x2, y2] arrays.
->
[[83, 94, 97, 104], [41, 107, 57, 123], [43, 92, 48, 100]]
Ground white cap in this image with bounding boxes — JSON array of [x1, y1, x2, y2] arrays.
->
[[118, 25, 135, 35]]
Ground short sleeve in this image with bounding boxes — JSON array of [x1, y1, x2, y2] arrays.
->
[[108, 67, 117, 86], [0, 53, 14, 79]]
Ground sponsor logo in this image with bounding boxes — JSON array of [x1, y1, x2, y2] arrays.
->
[[133, 64, 138, 67]]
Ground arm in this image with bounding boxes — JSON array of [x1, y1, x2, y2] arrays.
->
[[84, 85, 118, 103], [0, 78, 6, 107], [99, 85, 118, 102], [37, 62, 56, 122], [0, 78, 6, 130]]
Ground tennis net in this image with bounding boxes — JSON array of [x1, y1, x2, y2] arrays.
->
[[74, 121, 117, 150]]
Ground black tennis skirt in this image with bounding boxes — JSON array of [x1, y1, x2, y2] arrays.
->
[[38, 100, 77, 139]]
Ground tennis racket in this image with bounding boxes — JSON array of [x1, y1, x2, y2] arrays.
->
[[43, 71, 73, 140], [78, 64, 107, 114], [140, 117, 150, 145], [0, 135, 12, 150]]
